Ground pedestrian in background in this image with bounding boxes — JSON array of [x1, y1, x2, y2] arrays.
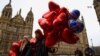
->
[[74, 48, 83, 56], [84, 44, 95, 56]]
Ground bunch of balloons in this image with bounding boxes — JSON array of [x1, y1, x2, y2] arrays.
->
[[38, 1, 84, 47]]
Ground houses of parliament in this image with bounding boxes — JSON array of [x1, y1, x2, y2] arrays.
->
[[0, 0, 89, 56], [0, 0, 34, 56]]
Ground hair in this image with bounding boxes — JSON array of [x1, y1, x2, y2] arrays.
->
[[35, 29, 44, 39], [35, 29, 42, 34]]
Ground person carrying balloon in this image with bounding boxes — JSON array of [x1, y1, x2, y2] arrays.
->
[[33, 29, 56, 56], [8, 36, 36, 56], [8, 29, 56, 56], [9, 1, 84, 56]]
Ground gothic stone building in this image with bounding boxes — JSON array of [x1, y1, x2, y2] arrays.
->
[[0, 0, 34, 56], [94, 0, 100, 25]]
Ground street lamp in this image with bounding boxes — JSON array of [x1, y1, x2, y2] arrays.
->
[[91, 38, 94, 49]]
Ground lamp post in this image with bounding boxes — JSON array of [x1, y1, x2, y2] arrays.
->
[[91, 38, 94, 49], [91, 38, 96, 56]]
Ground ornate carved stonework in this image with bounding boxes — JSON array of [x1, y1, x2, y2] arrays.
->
[[0, 0, 34, 56]]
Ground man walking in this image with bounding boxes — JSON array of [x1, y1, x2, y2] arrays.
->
[[75, 48, 83, 56], [84, 44, 95, 56]]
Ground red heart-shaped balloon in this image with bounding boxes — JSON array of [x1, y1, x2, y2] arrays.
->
[[59, 7, 69, 17], [42, 11, 57, 22], [45, 31, 59, 47], [61, 28, 79, 44], [38, 18, 53, 31], [9, 50, 17, 56], [48, 1, 60, 12], [53, 13, 66, 31]]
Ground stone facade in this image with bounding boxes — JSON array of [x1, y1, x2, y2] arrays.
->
[[94, 46, 100, 56], [94, 0, 100, 25], [0, 0, 34, 56]]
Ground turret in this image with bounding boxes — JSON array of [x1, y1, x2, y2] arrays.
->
[[1, 0, 12, 18], [25, 7, 34, 26]]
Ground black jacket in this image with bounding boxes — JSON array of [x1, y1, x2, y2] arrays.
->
[[35, 39, 54, 56], [75, 49, 83, 56], [19, 41, 32, 56], [84, 47, 94, 56]]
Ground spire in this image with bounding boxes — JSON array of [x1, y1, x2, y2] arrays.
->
[[29, 7, 32, 13], [26, 7, 33, 16], [5, 0, 11, 7], [29, 7, 33, 14], [9, 0, 11, 4], [1, 0, 12, 18], [30, 7, 32, 11], [19, 9, 21, 15], [81, 16, 84, 23], [25, 7, 33, 23], [81, 16, 86, 28]]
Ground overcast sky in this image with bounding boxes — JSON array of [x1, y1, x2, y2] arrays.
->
[[0, 0, 100, 46]]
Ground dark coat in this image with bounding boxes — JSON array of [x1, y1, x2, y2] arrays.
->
[[19, 41, 33, 56], [75, 49, 83, 56], [35, 39, 54, 56], [84, 47, 95, 56]]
